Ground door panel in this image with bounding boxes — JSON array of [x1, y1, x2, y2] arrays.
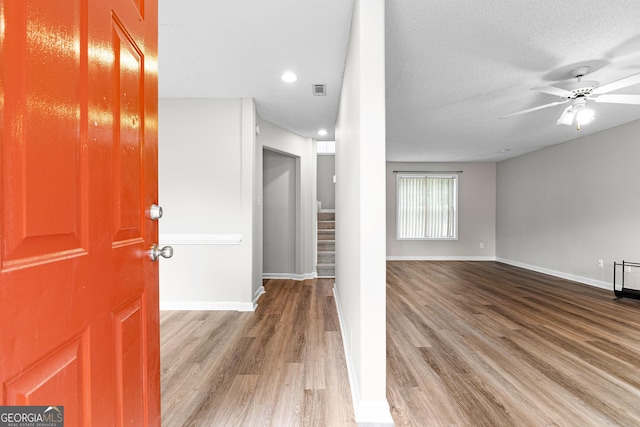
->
[[114, 297, 145, 427], [112, 18, 143, 245], [4, 333, 90, 424], [0, 0, 159, 424], [2, 0, 87, 267]]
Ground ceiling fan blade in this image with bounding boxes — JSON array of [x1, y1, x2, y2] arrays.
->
[[532, 85, 572, 98], [592, 94, 640, 105], [500, 99, 569, 119], [556, 106, 575, 126], [591, 71, 640, 95]]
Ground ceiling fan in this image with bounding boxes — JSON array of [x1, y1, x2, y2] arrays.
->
[[501, 66, 640, 130]]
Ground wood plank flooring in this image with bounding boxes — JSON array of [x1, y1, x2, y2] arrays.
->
[[160, 278, 356, 426], [387, 261, 640, 426], [161, 261, 640, 426]]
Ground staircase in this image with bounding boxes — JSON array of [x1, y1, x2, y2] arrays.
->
[[317, 211, 335, 277]]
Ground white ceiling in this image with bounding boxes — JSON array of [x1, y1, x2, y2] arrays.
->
[[159, 0, 640, 162], [158, 0, 353, 142]]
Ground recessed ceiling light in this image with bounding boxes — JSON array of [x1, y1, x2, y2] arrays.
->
[[497, 148, 511, 153], [318, 129, 328, 136], [281, 72, 297, 83]]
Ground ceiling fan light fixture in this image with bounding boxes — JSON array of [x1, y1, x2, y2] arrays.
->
[[575, 107, 595, 125], [556, 106, 576, 126], [504, 68, 640, 128]]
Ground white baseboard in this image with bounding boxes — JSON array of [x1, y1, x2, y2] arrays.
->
[[387, 255, 497, 261], [355, 402, 395, 425], [159, 283, 294, 313], [160, 301, 255, 312], [332, 284, 394, 424], [496, 257, 611, 290], [253, 286, 265, 306], [262, 272, 317, 281]]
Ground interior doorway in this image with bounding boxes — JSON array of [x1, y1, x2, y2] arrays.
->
[[263, 148, 298, 276]]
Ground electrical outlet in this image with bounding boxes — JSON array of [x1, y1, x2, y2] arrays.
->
[[598, 259, 604, 268], [625, 266, 633, 273], [480, 243, 484, 249]]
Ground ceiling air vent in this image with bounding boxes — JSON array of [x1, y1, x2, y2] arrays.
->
[[312, 84, 326, 96]]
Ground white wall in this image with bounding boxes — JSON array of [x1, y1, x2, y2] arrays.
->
[[250, 104, 263, 300], [496, 119, 640, 289], [159, 98, 261, 310], [334, 0, 392, 423], [257, 118, 317, 279], [263, 149, 296, 274], [387, 162, 496, 260], [317, 155, 336, 210]]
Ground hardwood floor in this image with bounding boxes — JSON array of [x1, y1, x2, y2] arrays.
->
[[160, 278, 356, 426], [387, 261, 640, 426], [161, 262, 640, 426]]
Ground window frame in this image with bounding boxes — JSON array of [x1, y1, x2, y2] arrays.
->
[[395, 172, 459, 241]]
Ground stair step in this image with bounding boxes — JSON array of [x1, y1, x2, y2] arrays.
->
[[318, 230, 335, 240], [318, 220, 335, 230], [318, 240, 335, 251], [318, 212, 335, 221], [317, 263, 335, 277], [317, 251, 335, 264]]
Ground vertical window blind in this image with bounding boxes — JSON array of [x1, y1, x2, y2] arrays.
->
[[397, 174, 457, 239]]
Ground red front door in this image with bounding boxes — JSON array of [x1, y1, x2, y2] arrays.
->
[[0, 0, 160, 425]]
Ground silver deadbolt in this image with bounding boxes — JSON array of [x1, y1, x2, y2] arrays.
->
[[150, 244, 173, 262], [149, 204, 163, 220]]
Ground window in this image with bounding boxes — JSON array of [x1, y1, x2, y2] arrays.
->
[[396, 173, 458, 240]]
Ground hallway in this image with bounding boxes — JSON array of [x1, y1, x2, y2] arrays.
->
[[160, 279, 356, 426]]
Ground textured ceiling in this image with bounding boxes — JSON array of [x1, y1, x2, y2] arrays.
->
[[159, 0, 640, 162], [386, 0, 640, 162]]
